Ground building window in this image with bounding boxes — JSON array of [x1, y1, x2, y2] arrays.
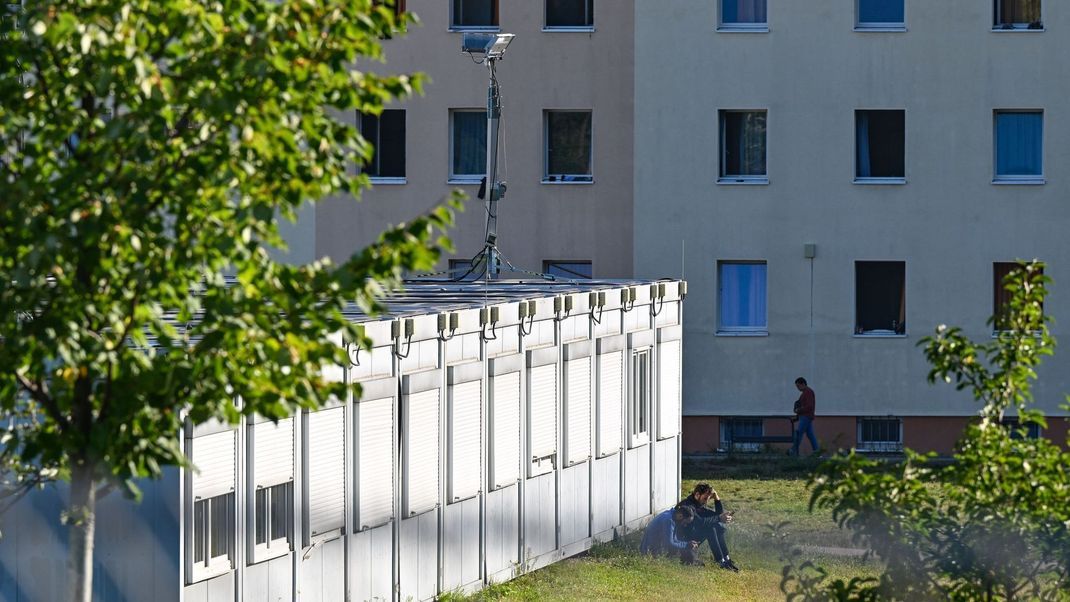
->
[[192, 493, 234, 578], [544, 110, 593, 183], [450, 110, 487, 183], [994, 111, 1043, 183], [993, 262, 1043, 331], [629, 349, 650, 448], [855, 261, 906, 335], [994, 0, 1041, 29], [857, 0, 904, 29], [719, 110, 767, 183], [720, 418, 763, 452], [253, 482, 293, 553], [360, 109, 406, 181], [451, 0, 499, 30], [546, 0, 593, 29], [1000, 417, 1041, 439], [543, 260, 592, 279], [856, 110, 905, 182], [857, 418, 902, 452], [719, 0, 767, 30], [718, 261, 767, 333], [449, 258, 483, 280]]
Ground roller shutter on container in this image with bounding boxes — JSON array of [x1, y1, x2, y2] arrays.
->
[[565, 357, 592, 465], [597, 351, 623, 457], [448, 381, 482, 502], [253, 418, 295, 488], [308, 406, 346, 537], [528, 364, 557, 474], [403, 389, 440, 517], [490, 371, 521, 489], [192, 430, 236, 499], [658, 340, 681, 440], [357, 397, 394, 529]]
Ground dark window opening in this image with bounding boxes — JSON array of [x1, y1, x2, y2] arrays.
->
[[994, 262, 1043, 330], [720, 110, 767, 178], [994, 0, 1041, 28], [855, 261, 906, 335], [452, 0, 499, 28], [543, 260, 592, 279], [545, 111, 593, 182], [1000, 417, 1041, 439], [546, 0, 594, 28], [856, 110, 905, 179], [360, 109, 405, 179]]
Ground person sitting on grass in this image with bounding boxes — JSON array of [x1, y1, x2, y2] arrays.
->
[[679, 483, 740, 572], [640, 504, 702, 565]]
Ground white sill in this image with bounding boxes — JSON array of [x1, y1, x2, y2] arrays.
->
[[854, 177, 906, 185], [448, 492, 480, 505], [992, 178, 1045, 185], [356, 517, 394, 532], [717, 177, 769, 185], [249, 543, 289, 565], [447, 178, 482, 185], [716, 330, 769, 337], [542, 26, 595, 33], [854, 25, 907, 32], [991, 26, 1045, 32], [188, 561, 233, 584], [717, 25, 769, 33], [369, 177, 406, 185], [853, 333, 907, 338], [541, 179, 594, 185], [448, 26, 501, 33]]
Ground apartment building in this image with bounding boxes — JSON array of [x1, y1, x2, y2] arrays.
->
[[634, 0, 1070, 454], [284, 0, 636, 280]]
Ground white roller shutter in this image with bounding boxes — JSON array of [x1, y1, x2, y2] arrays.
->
[[490, 371, 521, 489], [191, 430, 236, 499], [448, 381, 482, 502], [357, 397, 394, 529], [308, 407, 346, 537], [658, 340, 681, 440], [528, 364, 557, 475], [253, 418, 294, 488], [598, 351, 623, 457], [404, 389, 440, 517], [565, 357, 592, 465]]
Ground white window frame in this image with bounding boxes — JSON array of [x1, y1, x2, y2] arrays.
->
[[187, 430, 237, 583], [717, 260, 768, 335], [856, 417, 903, 452], [543, 0, 594, 31], [450, 0, 500, 32], [251, 481, 294, 561], [854, 109, 907, 185], [993, 110, 1044, 185], [718, 0, 769, 32], [718, 109, 768, 184], [190, 492, 235, 582], [359, 109, 407, 185], [543, 110, 594, 184], [628, 348, 651, 448], [248, 419, 295, 564], [448, 109, 488, 184], [993, 0, 1043, 30], [855, 0, 905, 31]]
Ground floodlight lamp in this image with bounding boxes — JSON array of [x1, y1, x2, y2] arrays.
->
[[462, 33, 515, 59]]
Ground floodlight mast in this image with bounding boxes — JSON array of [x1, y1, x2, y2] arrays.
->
[[462, 33, 514, 279]]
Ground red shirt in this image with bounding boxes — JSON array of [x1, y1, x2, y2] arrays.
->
[[795, 387, 816, 419]]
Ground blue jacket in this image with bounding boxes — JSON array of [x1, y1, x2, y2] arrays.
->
[[640, 509, 689, 555]]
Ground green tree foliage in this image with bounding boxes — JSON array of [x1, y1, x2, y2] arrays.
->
[[781, 262, 1070, 601], [0, 0, 456, 598]]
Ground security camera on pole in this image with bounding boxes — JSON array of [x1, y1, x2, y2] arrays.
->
[[462, 32, 514, 279]]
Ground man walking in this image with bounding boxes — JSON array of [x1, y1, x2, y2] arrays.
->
[[790, 377, 820, 456]]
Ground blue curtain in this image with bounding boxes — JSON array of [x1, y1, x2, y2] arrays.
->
[[856, 112, 871, 178], [859, 0, 904, 24], [723, 0, 767, 24], [719, 263, 767, 329], [452, 111, 487, 177], [996, 112, 1042, 176]]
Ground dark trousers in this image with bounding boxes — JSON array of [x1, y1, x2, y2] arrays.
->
[[686, 520, 731, 563]]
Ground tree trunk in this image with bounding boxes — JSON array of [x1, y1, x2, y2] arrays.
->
[[67, 461, 96, 602]]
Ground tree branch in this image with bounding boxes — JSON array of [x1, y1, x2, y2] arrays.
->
[[14, 372, 68, 431]]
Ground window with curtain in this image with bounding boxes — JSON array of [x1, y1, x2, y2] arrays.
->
[[719, 110, 767, 181], [360, 109, 406, 180], [718, 261, 767, 332], [995, 111, 1043, 181], [546, 0, 593, 28], [720, 0, 767, 28], [543, 260, 592, 279], [452, 0, 499, 29], [857, 0, 904, 28], [450, 110, 487, 181], [855, 261, 906, 335], [994, 0, 1041, 28], [545, 111, 593, 182], [993, 262, 1043, 330], [856, 110, 905, 181]]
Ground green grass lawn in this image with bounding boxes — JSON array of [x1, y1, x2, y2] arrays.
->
[[456, 455, 880, 601]]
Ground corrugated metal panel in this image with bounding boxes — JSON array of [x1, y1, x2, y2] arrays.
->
[[658, 340, 681, 440], [192, 430, 235, 499], [597, 351, 623, 457], [404, 389, 440, 517], [491, 372, 521, 489], [253, 418, 294, 487], [565, 358, 592, 465], [449, 381, 482, 502], [528, 364, 557, 464], [358, 397, 394, 529], [308, 407, 346, 537]]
